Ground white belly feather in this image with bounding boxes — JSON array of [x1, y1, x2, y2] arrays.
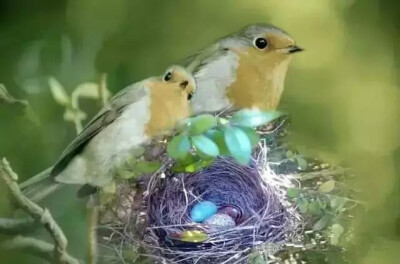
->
[[55, 95, 151, 186], [191, 51, 238, 114]]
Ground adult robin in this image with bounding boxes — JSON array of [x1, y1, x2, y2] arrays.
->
[[184, 23, 303, 114], [21, 65, 195, 200]]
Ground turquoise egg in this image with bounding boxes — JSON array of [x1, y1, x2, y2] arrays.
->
[[190, 201, 218, 223]]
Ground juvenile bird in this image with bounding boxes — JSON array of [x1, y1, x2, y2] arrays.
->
[[22, 65, 195, 200], [184, 23, 303, 114]]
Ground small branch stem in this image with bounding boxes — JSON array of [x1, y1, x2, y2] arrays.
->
[[294, 167, 351, 181], [99, 73, 108, 107], [87, 197, 99, 264], [0, 158, 80, 264], [0, 217, 39, 234], [1, 236, 79, 263]]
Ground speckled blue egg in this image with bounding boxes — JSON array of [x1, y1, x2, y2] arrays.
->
[[190, 201, 218, 223], [203, 213, 236, 228]]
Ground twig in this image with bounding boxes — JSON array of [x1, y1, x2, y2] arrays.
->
[[0, 158, 80, 264], [98, 73, 109, 107], [73, 118, 83, 134], [0, 83, 40, 125], [293, 167, 351, 181], [0, 217, 39, 235], [0, 83, 27, 107], [87, 197, 99, 264], [1, 236, 78, 263]]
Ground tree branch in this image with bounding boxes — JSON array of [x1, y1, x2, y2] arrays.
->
[[1, 236, 79, 263], [0, 158, 80, 264], [0, 83, 40, 125], [0, 217, 39, 235]]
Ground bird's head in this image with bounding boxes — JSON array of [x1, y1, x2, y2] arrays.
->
[[162, 65, 196, 101], [222, 23, 303, 62], [144, 65, 196, 136], [219, 24, 303, 110]]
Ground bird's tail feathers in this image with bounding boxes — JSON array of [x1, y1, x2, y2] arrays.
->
[[20, 168, 65, 202]]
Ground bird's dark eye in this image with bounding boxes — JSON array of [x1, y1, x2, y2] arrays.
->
[[163, 71, 172, 81], [187, 93, 193, 101], [254, 37, 268, 49]]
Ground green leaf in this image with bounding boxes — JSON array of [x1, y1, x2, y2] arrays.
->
[[72, 82, 99, 98], [218, 117, 229, 125], [176, 118, 192, 133], [102, 181, 116, 194], [317, 198, 328, 209], [318, 180, 336, 193], [124, 155, 138, 167], [296, 156, 308, 171], [131, 147, 146, 158], [135, 161, 162, 174], [117, 168, 138, 180], [330, 196, 347, 212], [179, 230, 208, 242], [99, 182, 117, 205], [48, 77, 70, 106], [167, 134, 191, 160], [170, 154, 200, 172], [308, 201, 322, 216], [231, 109, 282, 127], [71, 82, 100, 109], [205, 129, 229, 155], [313, 215, 331, 231], [63, 108, 87, 122], [184, 159, 214, 172], [238, 127, 259, 147], [170, 164, 186, 173], [224, 127, 252, 165], [189, 114, 217, 135], [191, 135, 219, 159], [286, 188, 301, 199], [179, 153, 199, 166], [297, 198, 309, 213], [330, 223, 345, 245], [0, 83, 16, 103]]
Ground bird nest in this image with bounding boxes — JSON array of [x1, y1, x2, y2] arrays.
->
[[140, 141, 301, 264], [97, 118, 357, 264]]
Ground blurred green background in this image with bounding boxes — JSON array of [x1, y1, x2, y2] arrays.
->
[[0, 0, 399, 263]]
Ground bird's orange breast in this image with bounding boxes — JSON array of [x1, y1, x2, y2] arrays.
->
[[226, 48, 291, 110], [145, 82, 190, 137]]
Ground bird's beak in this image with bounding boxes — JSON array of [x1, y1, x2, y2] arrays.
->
[[286, 45, 304, 54], [180, 81, 189, 89]]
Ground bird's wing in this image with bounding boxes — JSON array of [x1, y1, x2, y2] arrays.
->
[[182, 43, 225, 73], [51, 83, 148, 177]]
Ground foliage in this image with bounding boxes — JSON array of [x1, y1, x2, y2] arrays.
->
[[168, 110, 282, 172], [286, 182, 349, 238], [284, 165, 362, 263], [0, 84, 40, 125], [49, 77, 111, 133]]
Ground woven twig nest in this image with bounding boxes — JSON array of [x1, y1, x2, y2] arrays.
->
[[98, 117, 357, 264], [142, 141, 301, 264]]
